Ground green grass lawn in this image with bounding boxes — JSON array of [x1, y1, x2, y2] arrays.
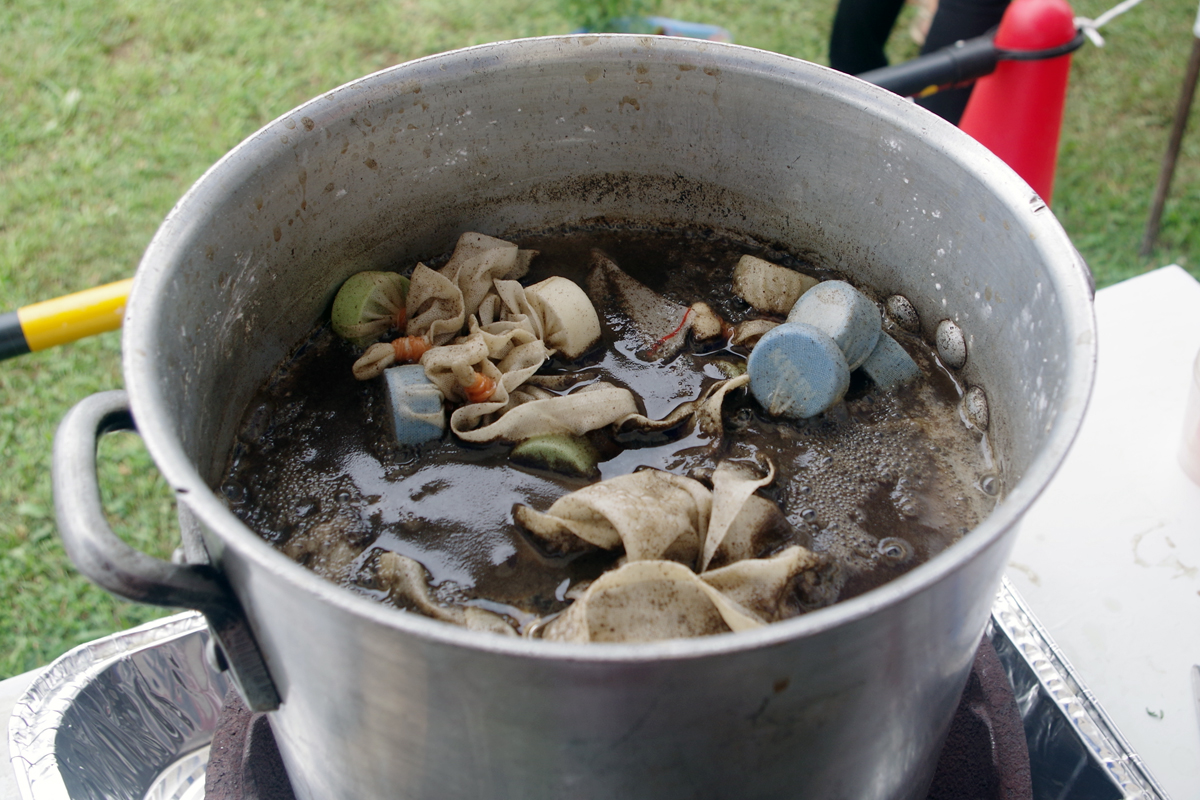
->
[[2, 0, 1198, 678]]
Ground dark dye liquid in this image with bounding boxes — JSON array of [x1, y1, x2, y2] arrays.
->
[[220, 227, 998, 630]]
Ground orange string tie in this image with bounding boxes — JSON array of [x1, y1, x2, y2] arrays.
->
[[463, 371, 496, 404], [391, 335, 431, 363]]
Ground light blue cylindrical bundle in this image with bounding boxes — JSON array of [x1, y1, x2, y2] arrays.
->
[[747, 322, 850, 419], [860, 332, 922, 391], [383, 365, 446, 445], [786, 280, 881, 370]]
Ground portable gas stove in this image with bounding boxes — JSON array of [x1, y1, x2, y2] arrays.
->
[[202, 623, 1028, 800], [4, 580, 1166, 800]]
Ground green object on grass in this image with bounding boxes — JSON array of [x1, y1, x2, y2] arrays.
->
[[331, 271, 409, 346], [511, 433, 601, 478]]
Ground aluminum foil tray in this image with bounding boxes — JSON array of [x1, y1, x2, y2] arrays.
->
[[7, 581, 1171, 800], [987, 578, 1169, 800], [7, 613, 228, 800]]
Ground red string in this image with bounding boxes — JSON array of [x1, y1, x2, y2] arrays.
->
[[648, 308, 692, 356]]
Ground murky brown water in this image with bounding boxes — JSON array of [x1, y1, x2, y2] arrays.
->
[[220, 227, 999, 631]]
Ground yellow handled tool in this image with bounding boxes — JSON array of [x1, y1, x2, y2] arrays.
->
[[0, 278, 134, 361]]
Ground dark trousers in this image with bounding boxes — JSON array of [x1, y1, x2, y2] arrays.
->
[[829, 0, 908, 76]]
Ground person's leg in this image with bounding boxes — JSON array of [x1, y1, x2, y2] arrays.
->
[[914, 0, 1010, 123], [829, 0, 910, 75]]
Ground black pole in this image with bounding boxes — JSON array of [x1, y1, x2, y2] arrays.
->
[[1141, 35, 1200, 256]]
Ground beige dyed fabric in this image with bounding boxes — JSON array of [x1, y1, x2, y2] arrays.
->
[[731, 255, 819, 316], [405, 233, 536, 346], [525, 276, 603, 360], [514, 469, 713, 563], [375, 552, 517, 636], [730, 319, 780, 347], [542, 560, 765, 643], [586, 252, 693, 361], [406, 264, 467, 347], [453, 384, 640, 444], [700, 546, 824, 622], [515, 463, 831, 642], [398, 232, 608, 441], [544, 548, 823, 642], [388, 234, 751, 446], [514, 462, 785, 571], [702, 459, 777, 571]]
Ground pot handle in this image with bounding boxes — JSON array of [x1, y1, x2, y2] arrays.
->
[[53, 390, 280, 711]]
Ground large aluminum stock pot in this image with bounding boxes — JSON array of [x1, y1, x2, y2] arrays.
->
[[53, 35, 1095, 800]]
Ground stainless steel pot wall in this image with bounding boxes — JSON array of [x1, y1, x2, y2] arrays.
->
[[53, 35, 1095, 800]]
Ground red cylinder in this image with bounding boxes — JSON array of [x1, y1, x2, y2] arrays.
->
[[958, 0, 1076, 203]]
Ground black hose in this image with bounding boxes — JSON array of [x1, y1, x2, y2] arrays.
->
[[858, 29, 1088, 99], [858, 34, 1000, 97]]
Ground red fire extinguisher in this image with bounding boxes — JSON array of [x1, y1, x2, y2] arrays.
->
[[958, 0, 1079, 203]]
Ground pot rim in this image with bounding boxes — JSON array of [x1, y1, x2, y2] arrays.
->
[[124, 34, 1097, 663]]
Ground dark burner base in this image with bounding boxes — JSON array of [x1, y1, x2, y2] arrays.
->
[[205, 690, 297, 800], [205, 638, 1031, 800], [928, 637, 1032, 800]]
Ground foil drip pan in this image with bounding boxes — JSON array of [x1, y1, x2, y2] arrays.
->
[[7, 613, 229, 800], [6, 580, 1171, 800]]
